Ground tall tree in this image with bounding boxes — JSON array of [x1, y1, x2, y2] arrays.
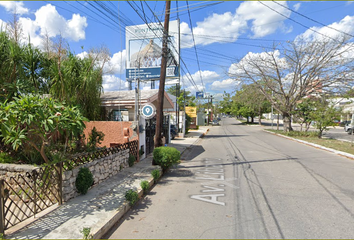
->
[[233, 83, 271, 124], [229, 37, 354, 131]]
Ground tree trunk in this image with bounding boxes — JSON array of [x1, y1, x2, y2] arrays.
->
[[283, 113, 293, 132]]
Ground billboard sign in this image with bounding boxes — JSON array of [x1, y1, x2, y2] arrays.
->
[[126, 20, 180, 80], [196, 92, 204, 99]]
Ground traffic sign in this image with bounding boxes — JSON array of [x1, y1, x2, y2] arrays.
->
[[141, 104, 156, 119], [196, 92, 204, 99]]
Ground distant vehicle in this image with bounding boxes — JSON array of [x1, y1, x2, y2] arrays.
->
[[340, 120, 350, 127], [170, 124, 177, 139], [210, 119, 220, 126], [345, 122, 353, 134]]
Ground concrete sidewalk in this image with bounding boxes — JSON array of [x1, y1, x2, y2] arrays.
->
[[5, 127, 209, 239]]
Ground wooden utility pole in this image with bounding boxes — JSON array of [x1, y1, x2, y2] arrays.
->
[[154, 0, 171, 149]]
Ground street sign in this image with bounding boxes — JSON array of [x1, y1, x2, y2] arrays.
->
[[141, 104, 156, 119], [196, 92, 204, 99]]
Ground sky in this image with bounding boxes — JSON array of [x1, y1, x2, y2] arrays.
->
[[0, 1, 354, 101]]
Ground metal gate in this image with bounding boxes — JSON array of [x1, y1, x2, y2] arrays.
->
[[145, 117, 156, 155], [163, 115, 170, 144]]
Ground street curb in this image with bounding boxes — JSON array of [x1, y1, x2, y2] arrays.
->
[[92, 169, 160, 239], [93, 129, 209, 238], [200, 128, 209, 138], [263, 130, 354, 160]]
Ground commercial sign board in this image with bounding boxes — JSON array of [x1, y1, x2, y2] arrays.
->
[[125, 20, 180, 80], [185, 106, 197, 118]]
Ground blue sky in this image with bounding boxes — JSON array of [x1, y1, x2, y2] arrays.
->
[[0, 1, 354, 101]]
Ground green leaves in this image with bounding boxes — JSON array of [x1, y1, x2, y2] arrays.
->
[[0, 94, 87, 163]]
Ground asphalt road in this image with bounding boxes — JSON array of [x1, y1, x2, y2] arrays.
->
[[104, 117, 354, 239]]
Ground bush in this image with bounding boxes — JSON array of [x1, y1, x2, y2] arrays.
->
[[125, 189, 139, 206], [139, 149, 144, 156], [75, 167, 94, 195], [140, 180, 149, 194], [153, 147, 180, 171], [87, 127, 105, 151], [128, 154, 136, 167], [151, 169, 161, 183], [0, 152, 16, 164]]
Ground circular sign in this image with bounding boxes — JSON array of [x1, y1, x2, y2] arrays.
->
[[141, 104, 156, 119]]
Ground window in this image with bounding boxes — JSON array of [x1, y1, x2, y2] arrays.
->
[[112, 110, 129, 121]]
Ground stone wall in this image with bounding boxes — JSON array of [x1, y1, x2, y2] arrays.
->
[[62, 149, 129, 202]]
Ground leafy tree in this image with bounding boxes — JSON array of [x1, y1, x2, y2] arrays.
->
[[177, 90, 196, 110], [293, 97, 316, 131], [218, 92, 233, 115], [308, 96, 342, 138], [233, 84, 271, 124], [166, 84, 180, 97], [0, 94, 87, 164]]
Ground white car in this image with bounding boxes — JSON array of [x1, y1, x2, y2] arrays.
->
[[345, 122, 353, 134]]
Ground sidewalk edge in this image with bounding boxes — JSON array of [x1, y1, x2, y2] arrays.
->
[[264, 130, 354, 160]]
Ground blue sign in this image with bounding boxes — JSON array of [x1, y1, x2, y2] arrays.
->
[[196, 92, 204, 99], [141, 104, 156, 119], [126, 66, 179, 80]]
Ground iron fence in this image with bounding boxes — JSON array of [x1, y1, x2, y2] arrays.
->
[[0, 162, 62, 233], [0, 140, 138, 234]]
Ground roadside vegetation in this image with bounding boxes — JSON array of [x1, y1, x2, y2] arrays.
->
[[267, 129, 354, 156], [0, 17, 109, 165]]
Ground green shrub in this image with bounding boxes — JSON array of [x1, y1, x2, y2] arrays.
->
[[151, 169, 160, 183], [75, 167, 94, 195], [128, 154, 136, 167], [125, 189, 139, 206], [139, 149, 144, 156], [0, 152, 16, 164], [87, 127, 105, 151], [140, 180, 149, 194], [80, 227, 92, 240], [153, 147, 180, 171]]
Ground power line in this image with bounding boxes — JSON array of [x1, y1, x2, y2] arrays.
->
[[272, 1, 354, 39], [186, 0, 205, 93], [257, 1, 339, 42]]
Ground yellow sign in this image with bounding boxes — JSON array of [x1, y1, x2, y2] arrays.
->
[[185, 106, 197, 117]]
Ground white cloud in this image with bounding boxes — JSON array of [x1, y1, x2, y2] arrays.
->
[[2, 4, 88, 47], [105, 50, 126, 75], [236, 1, 291, 38], [0, 19, 8, 31], [210, 79, 239, 91], [296, 15, 354, 42], [293, 3, 301, 11], [19, 17, 41, 46], [0, 1, 29, 15], [76, 51, 89, 60], [34, 4, 87, 42], [102, 75, 129, 92], [182, 70, 220, 87], [180, 1, 291, 48]]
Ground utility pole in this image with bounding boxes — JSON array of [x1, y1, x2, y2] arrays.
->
[[154, 0, 171, 149], [210, 95, 213, 121]]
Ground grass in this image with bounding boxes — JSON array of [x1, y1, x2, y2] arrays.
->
[[267, 129, 354, 156]]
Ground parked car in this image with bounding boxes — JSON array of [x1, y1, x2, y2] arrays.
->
[[170, 124, 177, 140], [345, 122, 353, 134], [340, 120, 350, 127], [210, 119, 220, 126]]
